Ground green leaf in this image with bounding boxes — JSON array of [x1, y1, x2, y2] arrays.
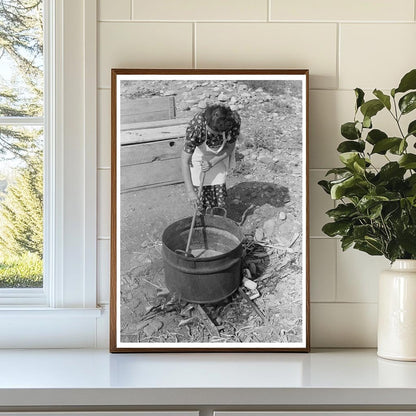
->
[[371, 137, 402, 154], [377, 162, 406, 181], [341, 122, 361, 140], [355, 88, 365, 110], [354, 241, 383, 256], [341, 235, 355, 251], [325, 167, 352, 176], [405, 175, 416, 197], [386, 240, 403, 263], [326, 203, 357, 220], [339, 152, 360, 167], [373, 89, 391, 110], [318, 180, 331, 194], [399, 154, 416, 169], [357, 195, 389, 211], [363, 116, 372, 129], [399, 91, 416, 115], [352, 224, 373, 240], [330, 176, 355, 199], [369, 203, 383, 220], [366, 129, 387, 145], [407, 195, 416, 207], [398, 226, 416, 255], [360, 99, 384, 119], [407, 120, 416, 138], [322, 221, 351, 237], [337, 140, 365, 153], [389, 138, 408, 155], [399, 139, 407, 155], [330, 175, 367, 200], [337, 154, 353, 167], [353, 158, 366, 174], [391, 88, 396, 98], [395, 69, 416, 94]]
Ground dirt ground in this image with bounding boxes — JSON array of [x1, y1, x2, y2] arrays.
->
[[119, 79, 304, 344]]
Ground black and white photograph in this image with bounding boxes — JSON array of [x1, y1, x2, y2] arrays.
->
[[110, 69, 309, 352]]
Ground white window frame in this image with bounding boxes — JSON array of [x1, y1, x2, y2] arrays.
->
[[0, 0, 101, 348]]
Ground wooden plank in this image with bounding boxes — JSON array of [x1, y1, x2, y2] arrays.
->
[[121, 124, 187, 145], [121, 138, 184, 167], [121, 117, 191, 132], [120, 157, 182, 192], [195, 305, 220, 338], [120, 96, 176, 125], [121, 179, 183, 194], [238, 287, 265, 323]]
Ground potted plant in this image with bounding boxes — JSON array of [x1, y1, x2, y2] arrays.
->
[[319, 68, 416, 361]]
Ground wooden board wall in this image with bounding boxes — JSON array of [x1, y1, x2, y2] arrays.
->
[[121, 138, 184, 192], [119, 96, 192, 193], [120, 96, 176, 125]]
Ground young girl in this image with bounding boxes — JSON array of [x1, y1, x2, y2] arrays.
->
[[181, 104, 241, 213]]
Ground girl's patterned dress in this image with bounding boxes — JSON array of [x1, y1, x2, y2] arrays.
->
[[184, 111, 241, 212]]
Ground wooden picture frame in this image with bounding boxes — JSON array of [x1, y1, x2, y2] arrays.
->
[[110, 69, 310, 352]]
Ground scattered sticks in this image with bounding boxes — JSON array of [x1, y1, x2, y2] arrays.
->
[[195, 304, 220, 337], [238, 287, 265, 323]]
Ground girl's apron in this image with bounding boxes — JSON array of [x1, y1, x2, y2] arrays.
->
[[190, 130, 236, 187]]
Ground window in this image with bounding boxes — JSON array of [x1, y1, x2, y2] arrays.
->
[[0, 0, 101, 348], [0, 0, 45, 293]]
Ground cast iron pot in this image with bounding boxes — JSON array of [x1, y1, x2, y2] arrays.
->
[[162, 208, 244, 304]]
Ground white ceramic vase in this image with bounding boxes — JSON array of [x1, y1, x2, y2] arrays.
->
[[378, 259, 416, 361]]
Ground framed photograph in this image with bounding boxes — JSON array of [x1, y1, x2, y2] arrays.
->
[[110, 69, 310, 352]]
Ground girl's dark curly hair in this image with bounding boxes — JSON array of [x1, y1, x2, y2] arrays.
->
[[204, 104, 235, 133]]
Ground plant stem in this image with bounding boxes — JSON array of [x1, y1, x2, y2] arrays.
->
[[390, 97, 406, 139]]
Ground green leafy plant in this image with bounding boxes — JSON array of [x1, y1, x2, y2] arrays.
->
[[319, 69, 416, 262]]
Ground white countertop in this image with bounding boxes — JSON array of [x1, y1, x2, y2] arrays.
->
[[0, 349, 416, 407]]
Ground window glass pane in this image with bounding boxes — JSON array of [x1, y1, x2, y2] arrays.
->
[[0, 0, 44, 290], [0, 0, 44, 117], [0, 125, 43, 289]]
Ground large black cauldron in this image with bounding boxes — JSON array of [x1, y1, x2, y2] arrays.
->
[[162, 209, 244, 304]]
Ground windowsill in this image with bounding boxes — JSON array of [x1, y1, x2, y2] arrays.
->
[[0, 307, 102, 316], [0, 307, 104, 348], [0, 349, 415, 409]]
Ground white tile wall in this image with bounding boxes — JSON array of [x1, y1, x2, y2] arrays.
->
[[196, 23, 338, 89], [309, 90, 354, 169], [309, 89, 407, 169], [270, 0, 415, 22], [96, 0, 416, 348], [99, 0, 131, 21], [132, 0, 268, 21], [311, 303, 378, 347], [98, 22, 193, 88], [309, 170, 334, 237], [336, 246, 389, 303], [97, 239, 110, 305], [339, 24, 416, 90], [98, 89, 111, 168], [97, 169, 111, 239], [310, 239, 336, 302]]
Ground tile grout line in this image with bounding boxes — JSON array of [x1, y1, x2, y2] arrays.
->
[[336, 22, 340, 90], [130, 0, 133, 20], [97, 19, 415, 24], [96, 87, 392, 93], [267, 0, 271, 22], [309, 236, 338, 239], [311, 301, 378, 305], [193, 22, 197, 69], [333, 230, 338, 303]]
